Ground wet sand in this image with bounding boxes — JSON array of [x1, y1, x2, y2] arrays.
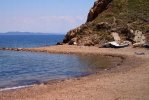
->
[[0, 45, 149, 100]]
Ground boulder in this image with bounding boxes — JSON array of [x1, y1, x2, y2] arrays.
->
[[111, 32, 121, 42], [132, 30, 148, 47], [135, 52, 145, 55], [57, 42, 64, 45], [63, 30, 77, 43], [143, 42, 149, 48], [142, 32, 149, 48], [133, 30, 146, 44], [133, 43, 143, 48], [68, 38, 77, 45]]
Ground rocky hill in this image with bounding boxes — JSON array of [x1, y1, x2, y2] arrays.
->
[[62, 0, 149, 47]]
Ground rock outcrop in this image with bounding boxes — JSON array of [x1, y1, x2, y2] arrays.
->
[[62, 0, 149, 47], [87, 0, 113, 22]]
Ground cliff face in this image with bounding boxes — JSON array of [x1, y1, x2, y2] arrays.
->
[[63, 0, 149, 46], [87, 0, 113, 22]]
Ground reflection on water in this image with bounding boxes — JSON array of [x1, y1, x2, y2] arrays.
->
[[77, 55, 121, 72], [0, 51, 121, 89]]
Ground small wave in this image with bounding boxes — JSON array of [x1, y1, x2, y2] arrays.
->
[[0, 85, 33, 92]]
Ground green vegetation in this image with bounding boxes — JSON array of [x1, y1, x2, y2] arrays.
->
[[93, 0, 149, 32], [64, 0, 149, 46]]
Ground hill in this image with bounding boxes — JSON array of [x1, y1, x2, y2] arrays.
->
[[62, 0, 149, 47]]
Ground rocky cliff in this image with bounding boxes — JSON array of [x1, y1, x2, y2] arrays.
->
[[62, 0, 149, 47]]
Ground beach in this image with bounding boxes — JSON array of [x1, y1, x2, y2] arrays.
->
[[0, 45, 149, 100]]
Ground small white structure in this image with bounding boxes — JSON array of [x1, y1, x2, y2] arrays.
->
[[102, 32, 130, 48], [108, 41, 129, 48]]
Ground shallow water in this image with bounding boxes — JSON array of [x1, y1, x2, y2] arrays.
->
[[0, 51, 117, 89]]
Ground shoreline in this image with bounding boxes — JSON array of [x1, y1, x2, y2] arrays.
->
[[1, 45, 147, 57], [0, 45, 149, 100]]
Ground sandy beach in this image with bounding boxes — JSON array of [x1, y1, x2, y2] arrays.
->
[[0, 45, 149, 100]]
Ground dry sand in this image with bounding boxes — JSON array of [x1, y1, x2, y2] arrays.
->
[[0, 45, 149, 100]]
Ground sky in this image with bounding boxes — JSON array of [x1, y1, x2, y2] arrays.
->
[[0, 0, 94, 34]]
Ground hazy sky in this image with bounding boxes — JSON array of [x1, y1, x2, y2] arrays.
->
[[0, 0, 94, 34]]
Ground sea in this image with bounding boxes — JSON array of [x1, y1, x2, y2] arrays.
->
[[0, 35, 64, 48], [0, 34, 111, 91]]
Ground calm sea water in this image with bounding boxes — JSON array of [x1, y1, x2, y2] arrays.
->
[[0, 35, 64, 48], [0, 35, 113, 90]]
